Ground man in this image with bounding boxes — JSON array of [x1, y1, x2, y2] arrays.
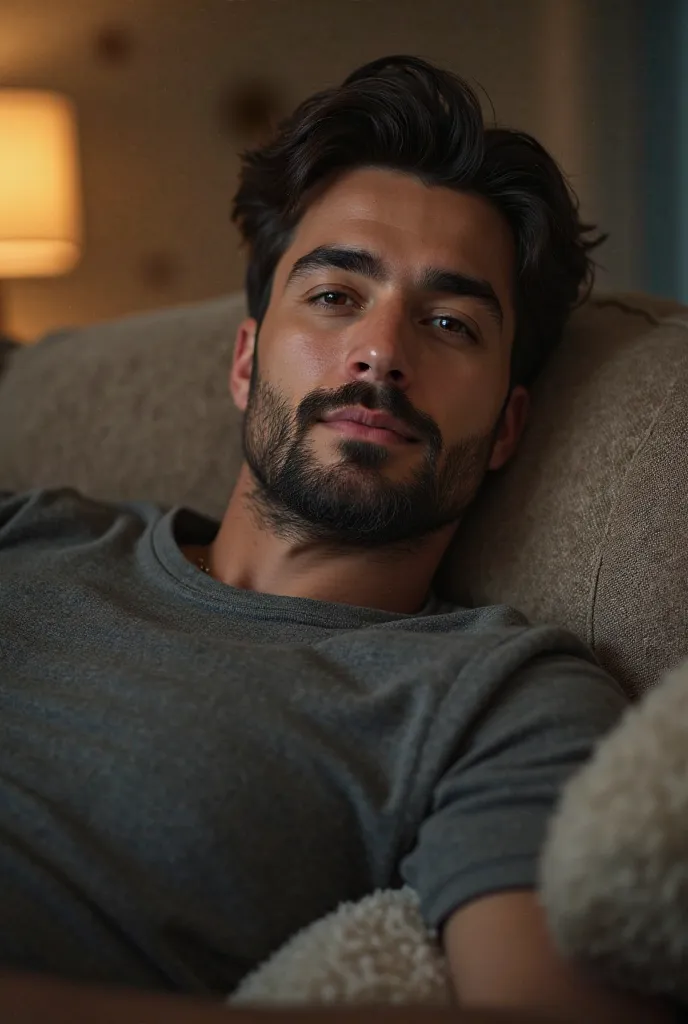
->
[[0, 56, 674, 1023]]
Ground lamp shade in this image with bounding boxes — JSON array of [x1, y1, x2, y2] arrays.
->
[[0, 90, 82, 277]]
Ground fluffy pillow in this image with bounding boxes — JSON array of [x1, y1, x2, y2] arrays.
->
[[540, 657, 688, 1004]]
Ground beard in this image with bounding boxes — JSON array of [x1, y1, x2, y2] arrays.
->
[[241, 360, 501, 551]]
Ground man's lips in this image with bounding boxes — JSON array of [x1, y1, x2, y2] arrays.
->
[[321, 420, 414, 445], [320, 406, 420, 443]]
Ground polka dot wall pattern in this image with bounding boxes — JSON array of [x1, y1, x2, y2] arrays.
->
[[93, 24, 134, 66], [90, 19, 282, 303]]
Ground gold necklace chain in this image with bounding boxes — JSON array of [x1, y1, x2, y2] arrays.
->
[[196, 551, 211, 575]]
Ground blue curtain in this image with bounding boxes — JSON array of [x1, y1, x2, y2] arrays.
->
[[641, 0, 688, 300]]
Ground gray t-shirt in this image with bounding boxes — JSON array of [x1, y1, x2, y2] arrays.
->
[[0, 487, 627, 996]]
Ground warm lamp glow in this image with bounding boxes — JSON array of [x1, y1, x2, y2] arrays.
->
[[0, 90, 82, 277]]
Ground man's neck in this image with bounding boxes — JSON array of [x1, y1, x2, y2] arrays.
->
[[192, 465, 455, 615]]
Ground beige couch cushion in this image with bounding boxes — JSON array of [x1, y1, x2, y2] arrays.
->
[[0, 296, 247, 521], [0, 292, 686, 698], [437, 294, 688, 697]]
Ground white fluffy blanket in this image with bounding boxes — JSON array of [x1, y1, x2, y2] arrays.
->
[[229, 887, 451, 1007]]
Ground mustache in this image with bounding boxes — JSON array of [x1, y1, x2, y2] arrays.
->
[[296, 381, 442, 450]]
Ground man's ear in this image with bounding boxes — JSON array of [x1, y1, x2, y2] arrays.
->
[[230, 317, 258, 412], [487, 385, 530, 471]]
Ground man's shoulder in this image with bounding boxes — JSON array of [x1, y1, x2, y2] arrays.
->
[[373, 597, 626, 726], [410, 598, 628, 724], [422, 598, 599, 674], [0, 486, 167, 545]]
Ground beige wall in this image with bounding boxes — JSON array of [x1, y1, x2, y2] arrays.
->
[[1, 0, 641, 341]]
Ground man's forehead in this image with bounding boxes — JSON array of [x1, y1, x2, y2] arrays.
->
[[298, 167, 504, 237], [280, 167, 515, 295]]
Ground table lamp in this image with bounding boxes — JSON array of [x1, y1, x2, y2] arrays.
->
[[0, 89, 82, 334]]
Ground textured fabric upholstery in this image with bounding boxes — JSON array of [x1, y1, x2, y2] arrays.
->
[[1, 291, 686, 697], [438, 294, 688, 696]]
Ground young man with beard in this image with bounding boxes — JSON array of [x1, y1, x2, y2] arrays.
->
[[0, 56, 674, 1023]]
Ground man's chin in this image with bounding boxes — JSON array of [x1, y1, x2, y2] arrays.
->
[[316, 447, 424, 489]]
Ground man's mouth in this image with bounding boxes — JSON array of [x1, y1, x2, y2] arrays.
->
[[320, 419, 414, 445], [320, 406, 420, 443]]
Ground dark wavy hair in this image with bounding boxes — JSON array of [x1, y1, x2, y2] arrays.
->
[[231, 55, 604, 389]]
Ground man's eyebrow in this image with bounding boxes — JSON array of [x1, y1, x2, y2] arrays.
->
[[285, 245, 388, 287], [285, 244, 503, 330]]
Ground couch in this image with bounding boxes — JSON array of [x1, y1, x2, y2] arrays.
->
[[1, 289, 687, 1004]]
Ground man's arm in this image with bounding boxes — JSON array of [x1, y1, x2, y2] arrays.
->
[[443, 890, 675, 1023], [0, 969, 563, 1024]]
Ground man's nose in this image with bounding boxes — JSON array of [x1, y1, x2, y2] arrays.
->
[[344, 311, 413, 390]]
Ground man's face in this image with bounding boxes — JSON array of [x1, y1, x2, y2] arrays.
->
[[232, 166, 523, 549]]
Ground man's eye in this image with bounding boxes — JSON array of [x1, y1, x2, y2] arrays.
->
[[309, 290, 354, 308], [427, 315, 478, 342]]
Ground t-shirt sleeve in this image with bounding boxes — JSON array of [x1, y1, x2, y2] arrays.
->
[[399, 649, 628, 933]]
